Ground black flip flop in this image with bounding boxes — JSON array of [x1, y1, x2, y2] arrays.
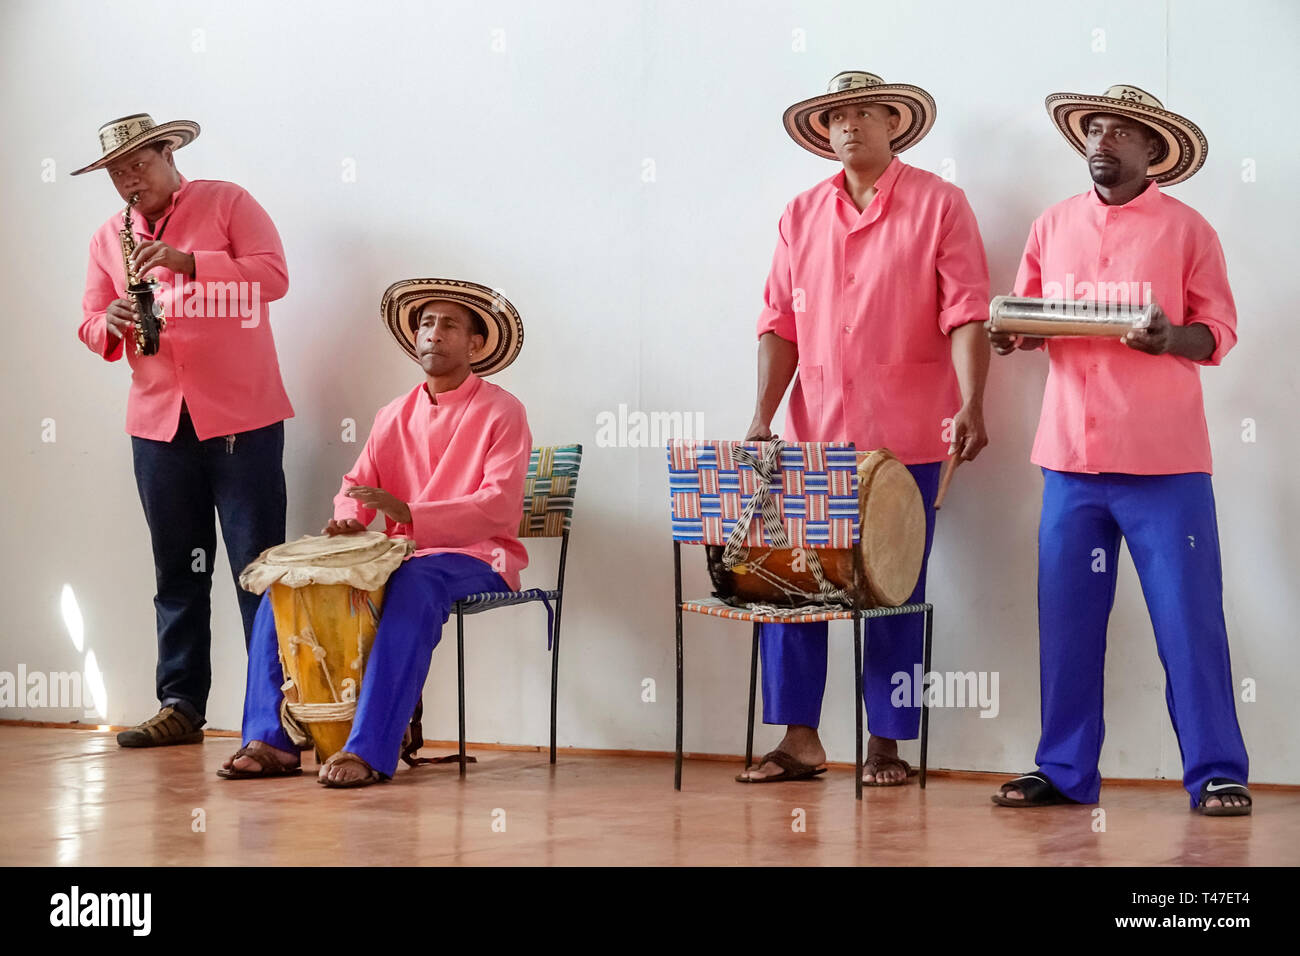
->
[[735, 749, 828, 784], [1195, 778, 1252, 817], [991, 771, 1075, 808]]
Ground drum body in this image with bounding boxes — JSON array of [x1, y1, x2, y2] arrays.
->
[[707, 449, 926, 609], [239, 531, 414, 761], [268, 580, 385, 761]]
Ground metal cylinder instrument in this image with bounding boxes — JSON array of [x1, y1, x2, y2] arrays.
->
[[987, 295, 1154, 338]]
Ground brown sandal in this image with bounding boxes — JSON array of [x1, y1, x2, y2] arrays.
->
[[318, 750, 384, 789], [216, 742, 302, 780], [861, 753, 918, 787], [735, 749, 828, 783]]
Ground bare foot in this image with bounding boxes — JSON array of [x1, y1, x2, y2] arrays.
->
[[221, 740, 299, 775], [1203, 793, 1249, 810], [862, 735, 910, 784], [738, 725, 826, 781], [318, 750, 380, 786]]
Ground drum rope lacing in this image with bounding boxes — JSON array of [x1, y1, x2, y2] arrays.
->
[[278, 588, 376, 727], [721, 441, 852, 607]]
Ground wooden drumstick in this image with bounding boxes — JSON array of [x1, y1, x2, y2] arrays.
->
[[933, 451, 963, 511]]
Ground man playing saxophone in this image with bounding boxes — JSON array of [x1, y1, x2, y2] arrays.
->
[[74, 113, 295, 748]]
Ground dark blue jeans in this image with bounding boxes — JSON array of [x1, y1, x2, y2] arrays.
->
[[131, 413, 286, 724]]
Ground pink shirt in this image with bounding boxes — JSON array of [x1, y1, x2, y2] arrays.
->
[[757, 157, 990, 464], [333, 374, 532, 590], [79, 177, 295, 441], [1013, 182, 1237, 475]]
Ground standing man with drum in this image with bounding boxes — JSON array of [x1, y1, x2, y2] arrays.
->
[[74, 114, 294, 748], [988, 86, 1250, 815], [739, 73, 991, 785]]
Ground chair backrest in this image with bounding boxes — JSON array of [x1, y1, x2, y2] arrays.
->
[[667, 440, 859, 548], [519, 444, 583, 538]]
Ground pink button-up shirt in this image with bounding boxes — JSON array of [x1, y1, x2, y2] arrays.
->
[[1013, 182, 1237, 475], [757, 157, 989, 464], [79, 177, 294, 441], [333, 374, 532, 590]]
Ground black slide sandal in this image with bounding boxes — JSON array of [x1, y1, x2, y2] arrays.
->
[[1196, 778, 1252, 817], [991, 771, 1075, 808]]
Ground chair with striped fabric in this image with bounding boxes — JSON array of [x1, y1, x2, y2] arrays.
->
[[668, 439, 935, 799], [450, 444, 582, 774]]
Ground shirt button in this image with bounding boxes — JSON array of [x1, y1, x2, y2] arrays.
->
[[1087, 417, 1097, 427], [847, 273, 856, 283], [1099, 257, 1110, 266], [843, 325, 851, 334]]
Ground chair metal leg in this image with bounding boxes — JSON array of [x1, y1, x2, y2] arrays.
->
[[674, 543, 684, 791], [549, 597, 563, 764], [920, 606, 933, 790], [676, 613, 686, 790], [745, 624, 759, 770], [550, 530, 572, 766], [456, 604, 466, 777], [854, 612, 864, 801]]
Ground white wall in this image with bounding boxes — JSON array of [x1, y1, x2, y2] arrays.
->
[[2, 0, 1296, 784]]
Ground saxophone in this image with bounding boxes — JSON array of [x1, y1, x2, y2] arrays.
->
[[118, 194, 166, 356]]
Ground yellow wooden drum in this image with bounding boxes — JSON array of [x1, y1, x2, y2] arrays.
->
[[239, 532, 414, 760]]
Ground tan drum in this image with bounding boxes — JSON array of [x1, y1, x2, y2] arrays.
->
[[706, 449, 925, 609], [239, 532, 414, 760]]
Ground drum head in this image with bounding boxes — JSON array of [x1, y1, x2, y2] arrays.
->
[[857, 450, 925, 607], [239, 532, 414, 594], [261, 531, 397, 567]]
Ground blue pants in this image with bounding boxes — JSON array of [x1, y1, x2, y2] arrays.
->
[[241, 552, 507, 778], [1034, 469, 1249, 807], [759, 462, 941, 739], [131, 412, 286, 724]]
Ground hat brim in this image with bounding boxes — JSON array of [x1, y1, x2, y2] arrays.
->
[[380, 278, 523, 378], [1045, 93, 1207, 185], [783, 84, 937, 160], [70, 119, 200, 176]]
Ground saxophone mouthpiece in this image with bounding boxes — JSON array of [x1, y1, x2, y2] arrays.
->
[[128, 193, 139, 206]]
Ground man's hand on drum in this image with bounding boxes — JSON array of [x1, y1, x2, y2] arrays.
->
[[343, 485, 413, 525], [322, 517, 366, 536], [950, 402, 989, 461], [105, 298, 138, 341], [744, 420, 776, 442]]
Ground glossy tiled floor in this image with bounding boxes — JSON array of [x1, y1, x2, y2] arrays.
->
[[2, 727, 1294, 866]]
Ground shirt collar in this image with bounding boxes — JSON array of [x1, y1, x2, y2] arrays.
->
[[132, 176, 190, 236], [423, 371, 481, 406], [1087, 177, 1161, 210], [829, 155, 904, 220]]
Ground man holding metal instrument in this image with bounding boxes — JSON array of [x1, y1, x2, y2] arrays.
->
[[988, 86, 1250, 816]]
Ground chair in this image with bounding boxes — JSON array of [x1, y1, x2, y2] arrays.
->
[[668, 439, 935, 799], [449, 444, 582, 774]]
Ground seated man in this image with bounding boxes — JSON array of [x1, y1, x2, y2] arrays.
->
[[220, 277, 530, 787]]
